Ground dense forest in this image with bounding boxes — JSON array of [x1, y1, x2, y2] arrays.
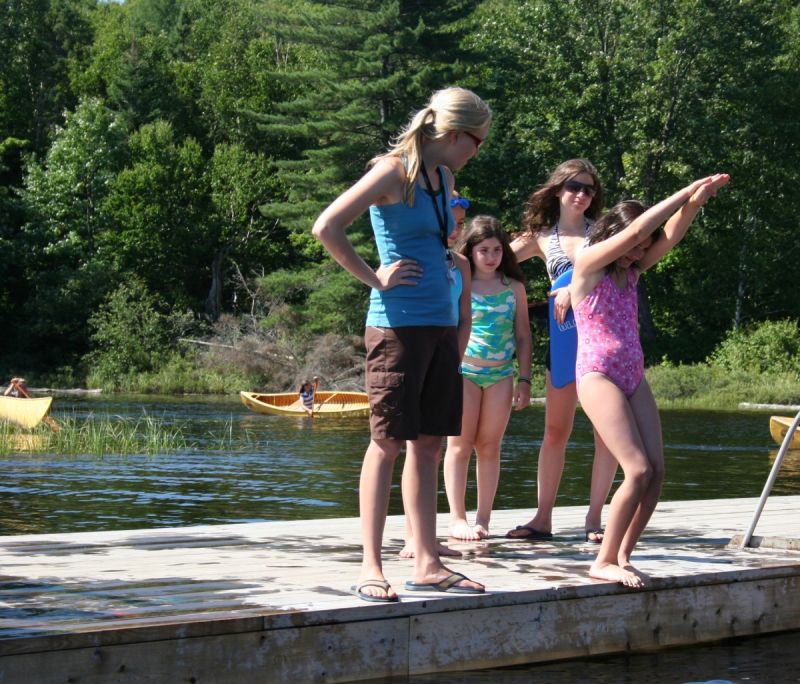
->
[[2, 0, 799, 391]]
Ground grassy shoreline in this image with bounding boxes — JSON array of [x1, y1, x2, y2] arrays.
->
[[645, 363, 800, 411], [4, 363, 798, 456], [15, 362, 800, 412]]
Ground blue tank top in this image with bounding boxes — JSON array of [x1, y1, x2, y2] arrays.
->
[[366, 172, 455, 328]]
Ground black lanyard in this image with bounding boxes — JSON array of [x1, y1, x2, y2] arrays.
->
[[420, 162, 450, 251]]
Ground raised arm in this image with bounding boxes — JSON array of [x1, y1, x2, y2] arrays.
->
[[575, 176, 720, 278], [636, 173, 730, 274]]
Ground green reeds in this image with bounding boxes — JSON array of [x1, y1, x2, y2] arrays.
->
[[0, 415, 187, 456]]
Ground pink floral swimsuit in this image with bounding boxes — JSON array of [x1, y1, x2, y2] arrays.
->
[[574, 269, 644, 397]]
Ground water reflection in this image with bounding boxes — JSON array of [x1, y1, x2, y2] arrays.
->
[[0, 397, 795, 535]]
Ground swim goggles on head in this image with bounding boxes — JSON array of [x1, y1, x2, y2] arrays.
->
[[450, 197, 470, 209]]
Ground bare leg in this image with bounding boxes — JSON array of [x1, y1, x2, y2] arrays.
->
[[579, 374, 654, 588], [401, 431, 461, 557], [473, 376, 513, 537], [403, 542, 461, 557], [444, 378, 481, 540], [617, 380, 664, 575], [585, 430, 617, 541], [507, 371, 576, 537], [405, 434, 484, 591], [357, 438, 402, 600]]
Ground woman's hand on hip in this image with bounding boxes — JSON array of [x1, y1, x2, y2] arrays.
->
[[375, 258, 423, 290]]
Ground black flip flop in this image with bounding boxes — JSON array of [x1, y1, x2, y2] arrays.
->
[[585, 528, 604, 543], [404, 572, 484, 594], [505, 525, 553, 541]]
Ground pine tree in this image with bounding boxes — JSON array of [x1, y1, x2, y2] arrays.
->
[[254, 0, 478, 257]]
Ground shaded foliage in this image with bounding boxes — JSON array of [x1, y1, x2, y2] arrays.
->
[[86, 277, 194, 386], [0, 0, 798, 387]]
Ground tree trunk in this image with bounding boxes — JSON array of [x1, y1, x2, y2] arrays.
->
[[205, 246, 231, 321]]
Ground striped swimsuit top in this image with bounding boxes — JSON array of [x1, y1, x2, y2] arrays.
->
[[545, 219, 592, 281]]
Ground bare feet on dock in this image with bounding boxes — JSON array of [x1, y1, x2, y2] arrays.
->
[[472, 523, 489, 539], [448, 519, 482, 541], [399, 540, 461, 559], [589, 561, 645, 588], [619, 562, 650, 586]]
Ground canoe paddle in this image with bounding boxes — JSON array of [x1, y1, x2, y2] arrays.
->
[[317, 391, 344, 410]]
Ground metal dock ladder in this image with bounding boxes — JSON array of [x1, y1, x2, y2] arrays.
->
[[738, 409, 800, 548]]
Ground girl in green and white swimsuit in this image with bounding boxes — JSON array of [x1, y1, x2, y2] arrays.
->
[[443, 216, 532, 541]]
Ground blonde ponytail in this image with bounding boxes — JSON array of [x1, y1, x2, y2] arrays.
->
[[370, 88, 491, 206]]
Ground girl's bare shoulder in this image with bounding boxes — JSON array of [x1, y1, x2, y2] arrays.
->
[[509, 277, 528, 298], [370, 155, 406, 180], [452, 251, 471, 276]]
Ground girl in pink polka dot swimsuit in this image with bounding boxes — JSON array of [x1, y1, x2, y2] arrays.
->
[[571, 173, 730, 589]]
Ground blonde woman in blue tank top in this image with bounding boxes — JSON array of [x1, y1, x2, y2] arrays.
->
[[313, 87, 490, 602], [443, 216, 532, 541]]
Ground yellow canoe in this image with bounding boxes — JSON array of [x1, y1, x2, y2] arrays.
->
[[769, 415, 800, 449], [0, 396, 54, 429], [240, 391, 370, 418]]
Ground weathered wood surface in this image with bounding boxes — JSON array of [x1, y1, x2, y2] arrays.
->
[[0, 496, 798, 682]]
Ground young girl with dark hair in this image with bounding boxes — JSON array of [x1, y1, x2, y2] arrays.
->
[[571, 173, 729, 587], [443, 215, 532, 540], [507, 159, 618, 544]]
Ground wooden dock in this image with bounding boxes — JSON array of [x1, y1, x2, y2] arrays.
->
[[1, 496, 799, 683]]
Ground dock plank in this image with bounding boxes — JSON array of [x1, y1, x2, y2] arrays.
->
[[0, 496, 798, 682]]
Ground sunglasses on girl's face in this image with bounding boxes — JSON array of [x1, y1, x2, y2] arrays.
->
[[461, 131, 484, 149], [563, 179, 596, 197], [450, 197, 470, 209]]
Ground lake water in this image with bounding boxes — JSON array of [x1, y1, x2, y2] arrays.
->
[[1, 395, 796, 535], [2, 395, 798, 682]]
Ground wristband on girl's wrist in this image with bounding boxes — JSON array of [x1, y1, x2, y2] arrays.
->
[[518, 377, 531, 384]]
